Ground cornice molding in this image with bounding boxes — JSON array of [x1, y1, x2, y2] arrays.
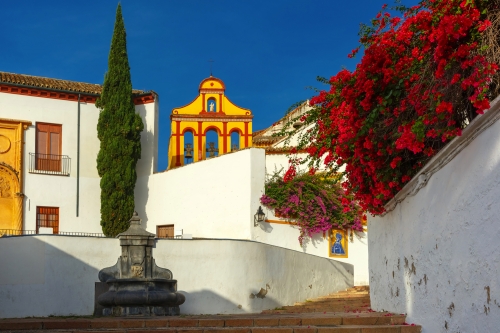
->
[[133, 94, 155, 105], [0, 84, 97, 103], [383, 95, 500, 215], [171, 115, 253, 122], [0, 118, 32, 128], [265, 148, 307, 155], [200, 89, 224, 94], [0, 84, 155, 105]]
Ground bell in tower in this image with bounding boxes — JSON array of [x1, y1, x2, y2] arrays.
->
[[184, 143, 193, 164]]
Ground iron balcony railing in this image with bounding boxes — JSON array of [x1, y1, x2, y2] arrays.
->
[[0, 229, 108, 238], [0, 229, 188, 239], [29, 153, 71, 176]]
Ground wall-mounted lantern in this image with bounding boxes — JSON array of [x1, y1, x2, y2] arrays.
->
[[254, 206, 266, 227]]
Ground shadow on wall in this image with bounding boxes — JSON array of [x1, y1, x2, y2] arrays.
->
[[136, 104, 154, 178], [154, 239, 354, 315], [258, 222, 274, 233], [134, 104, 154, 230], [179, 289, 282, 315], [0, 235, 120, 318], [352, 230, 367, 245], [300, 232, 327, 253], [134, 179, 150, 231], [326, 259, 355, 285]]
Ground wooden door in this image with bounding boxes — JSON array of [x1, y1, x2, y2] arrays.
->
[[156, 224, 174, 238], [36, 123, 62, 172]]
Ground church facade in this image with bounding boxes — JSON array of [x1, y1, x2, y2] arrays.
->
[[167, 76, 253, 169]]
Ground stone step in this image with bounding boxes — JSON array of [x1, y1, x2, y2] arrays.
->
[[0, 313, 410, 331], [262, 308, 372, 314], [285, 304, 371, 309], [305, 295, 370, 300], [296, 299, 370, 305], [0, 323, 421, 333], [0, 286, 422, 333]]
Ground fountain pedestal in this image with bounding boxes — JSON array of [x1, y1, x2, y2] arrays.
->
[[97, 212, 185, 316]]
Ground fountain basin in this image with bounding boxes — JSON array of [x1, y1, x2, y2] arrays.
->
[[96, 212, 186, 316], [98, 278, 185, 316]]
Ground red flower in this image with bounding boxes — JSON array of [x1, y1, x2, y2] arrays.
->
[[390, 157, 402, 169], [478, 20, 492, 32], [295, 0, 497, 215], [283, 165, 296, 183]]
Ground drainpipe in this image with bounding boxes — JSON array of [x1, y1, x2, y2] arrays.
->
[[76, 94, 81, 217]]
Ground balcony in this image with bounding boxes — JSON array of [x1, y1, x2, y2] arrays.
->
[[29, 153, 71, 176]]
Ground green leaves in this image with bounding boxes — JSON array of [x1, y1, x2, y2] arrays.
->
[[97, 4, 144, 237], [411, 119, 425, 141]]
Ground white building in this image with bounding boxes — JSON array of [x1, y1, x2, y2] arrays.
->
[[0, 71, 158, 235]]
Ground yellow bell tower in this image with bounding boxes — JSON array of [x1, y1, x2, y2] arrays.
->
[[167, 76, 253, 169]]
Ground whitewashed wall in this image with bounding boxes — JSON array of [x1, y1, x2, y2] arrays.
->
[[369, 97, 500, 333], [265, 153, 310, 176], [0, 92, 157, 233], [0, 235, 353, 318], [136, 148, 265, 239]]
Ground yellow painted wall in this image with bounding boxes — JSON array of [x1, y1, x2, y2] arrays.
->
[[0, 119, 31, 233]]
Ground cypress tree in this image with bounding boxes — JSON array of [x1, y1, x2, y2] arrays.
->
[[96, 4, 143, 237]]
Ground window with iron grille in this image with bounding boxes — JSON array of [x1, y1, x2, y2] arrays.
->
[[36, 206, 59, 234]]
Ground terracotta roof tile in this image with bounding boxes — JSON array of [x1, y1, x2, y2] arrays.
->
[[252, 136, 282, 144], [252, 128, 267, 137], [0, 71, 148, 95]]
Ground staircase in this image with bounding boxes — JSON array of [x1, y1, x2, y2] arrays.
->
[[263, 286, 372, 314], [0, 287, 421, 332]]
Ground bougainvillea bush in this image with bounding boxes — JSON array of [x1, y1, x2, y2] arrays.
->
[[260, 171, 364, 245], [282, 0, 500, 215]]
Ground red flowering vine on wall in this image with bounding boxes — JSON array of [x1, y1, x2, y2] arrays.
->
[[281, 0, 499, 215]]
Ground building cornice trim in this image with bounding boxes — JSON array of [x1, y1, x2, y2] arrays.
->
[[171, 115, 253, 122], [0, 83, 155, 105]]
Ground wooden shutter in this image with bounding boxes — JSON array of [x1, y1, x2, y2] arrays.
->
[[36, 206, 59, 234], [157, 224, 174, 238], [36, 123, 62, 171]]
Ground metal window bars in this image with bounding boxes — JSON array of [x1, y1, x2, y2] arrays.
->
[[0, 229, 109, 238], [29, 153, 71, 176]]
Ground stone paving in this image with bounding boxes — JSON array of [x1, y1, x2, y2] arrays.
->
[[0, 286, 421, 333]]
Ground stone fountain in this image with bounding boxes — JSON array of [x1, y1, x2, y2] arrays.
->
[[97, 212, 185, 316]]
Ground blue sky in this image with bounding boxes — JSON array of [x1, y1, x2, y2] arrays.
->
[[1, 0, 418, 171]]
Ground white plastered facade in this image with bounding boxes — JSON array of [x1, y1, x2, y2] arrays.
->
[[0, 90, 158, 233], [368, 97, 500, 332]]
